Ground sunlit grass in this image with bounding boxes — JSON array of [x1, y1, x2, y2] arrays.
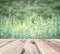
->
[[0, 0, 60, 38]]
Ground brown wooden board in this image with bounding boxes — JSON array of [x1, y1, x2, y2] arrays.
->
[[0, 39, 60, 54]]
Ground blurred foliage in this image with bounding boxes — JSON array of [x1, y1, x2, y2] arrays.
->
[[0, 0, 60, 39]]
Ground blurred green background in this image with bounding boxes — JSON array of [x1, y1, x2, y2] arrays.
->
[[0, 0, 60, 39]]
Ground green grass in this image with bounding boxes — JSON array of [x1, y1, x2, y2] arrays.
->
[[0, 0, 60, 39]]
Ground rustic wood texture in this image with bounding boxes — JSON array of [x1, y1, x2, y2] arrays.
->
[[0, 39, 60, 54]]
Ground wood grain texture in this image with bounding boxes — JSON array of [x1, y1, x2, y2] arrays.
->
[[0, 39, 60, 54]]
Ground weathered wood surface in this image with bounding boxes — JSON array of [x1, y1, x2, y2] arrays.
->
[[0, 39, 60, 54]]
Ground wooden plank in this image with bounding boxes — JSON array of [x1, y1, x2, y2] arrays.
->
[[43, 39, 60, 52], [11, 40, 26, 54], [0, 40, 15, 48], [35, 39, 60, 54], [47, 39, 60, 44], [0, 40, 25, 54], [22, 39, 39, 54], [0, 39, 60, 54]]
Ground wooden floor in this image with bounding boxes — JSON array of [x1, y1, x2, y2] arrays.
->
[[0, 39, 60, 54]]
